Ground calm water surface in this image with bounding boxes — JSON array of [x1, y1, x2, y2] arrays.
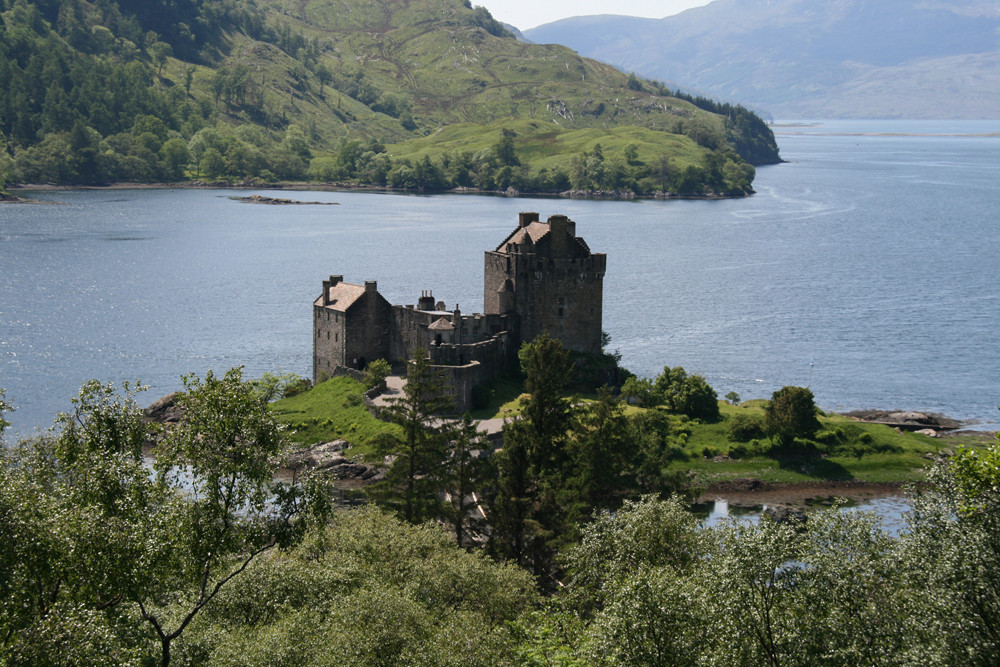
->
[[2, 120, 999, 436]]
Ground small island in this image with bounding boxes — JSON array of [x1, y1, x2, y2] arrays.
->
[[231, 194, 339, 205]]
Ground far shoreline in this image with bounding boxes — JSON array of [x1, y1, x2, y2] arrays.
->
[[5, 180, 752, 202]]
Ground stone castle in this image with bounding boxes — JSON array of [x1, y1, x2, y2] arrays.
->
[[313, 213, 606, 410]]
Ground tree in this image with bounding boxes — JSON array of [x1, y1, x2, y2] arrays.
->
[[139, 367, 318, 666], [159, 136, 189, 180], [517, 333, 573, 474], [566, 496, 706, 666], [150, 41, 171, 76], [900, 428, 1000, 664], [493, 128, 520, 167], [371, 352, 454, 524], [490, 335, 575, 581], [654, 366, 720, 422], [567, 386, 635, 510], [314, 62, 331, 96], [0, 371, 324, 666], [443, 413, 493, 547], [764, 385, 820, 447], [362, 358, 392, 390], [181, 506, 537, 665]]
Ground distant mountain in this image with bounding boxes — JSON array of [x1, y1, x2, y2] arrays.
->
[[525, 0, 1000, 119]]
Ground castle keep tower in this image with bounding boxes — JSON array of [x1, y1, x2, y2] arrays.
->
[[484, 212, 606, 355]]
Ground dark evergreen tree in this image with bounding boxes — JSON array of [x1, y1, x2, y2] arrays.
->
[[370, 352, 454, 524]]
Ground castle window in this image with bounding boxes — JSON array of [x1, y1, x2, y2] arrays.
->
[[558, 308, 564, 317], [335, 333, 338, 342], [327, 331, 330, 340]]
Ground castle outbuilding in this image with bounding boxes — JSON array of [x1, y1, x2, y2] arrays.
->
[[313, 213, 606, 411]]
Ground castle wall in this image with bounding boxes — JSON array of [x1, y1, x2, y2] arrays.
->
[[431, 361, 493, 413], [313, 306, 348, 382], [510, 250, 606, 354], [390, 306, 439, 360]]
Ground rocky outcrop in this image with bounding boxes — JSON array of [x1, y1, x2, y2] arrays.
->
[[842, 410, 961, 431], [232, 194, 339, 205], [283, 440, 383, 482], [144, 392, 184, 424], [764, 505, 808, 525]]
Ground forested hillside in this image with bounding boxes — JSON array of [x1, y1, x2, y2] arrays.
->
[[0, 0, 779, 196]]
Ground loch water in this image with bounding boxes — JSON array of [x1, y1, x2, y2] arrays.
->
[[2, 120, 999, 437]]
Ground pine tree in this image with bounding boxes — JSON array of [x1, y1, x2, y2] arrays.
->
[[371, 351, 454, 524]]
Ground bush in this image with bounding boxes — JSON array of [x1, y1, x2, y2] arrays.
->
[[727, 413, 765, 442], [765, 386, 821, 447], [362, 359, 391, 390]]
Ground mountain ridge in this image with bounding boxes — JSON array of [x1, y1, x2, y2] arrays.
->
[[525, 0, 1000, 119]]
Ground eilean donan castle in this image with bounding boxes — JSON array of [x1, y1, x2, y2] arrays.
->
[[313, 213, 606, 410]]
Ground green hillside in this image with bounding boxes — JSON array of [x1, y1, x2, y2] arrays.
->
[[0, 0, 780, 196]]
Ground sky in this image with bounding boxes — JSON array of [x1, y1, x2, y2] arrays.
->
[[476, 0, 713, 31]]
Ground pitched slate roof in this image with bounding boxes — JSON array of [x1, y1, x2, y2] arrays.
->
[[313, 282, 366, 312], [429, 317, 455, 331]]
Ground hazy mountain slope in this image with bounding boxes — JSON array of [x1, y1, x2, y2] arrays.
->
[[525, 0, 1000, 118]]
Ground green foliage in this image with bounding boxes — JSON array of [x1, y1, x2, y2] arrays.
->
[[252, 371, 309, 403], [361, 358, 391, 390], [368, 352, 454, 524], [765, 385, 822, 447], [183, 506, 538, 665], [654, 365, 721, 422], [517, 333, 574, 474], [726, 411, 765, 443], [0, 370, 325, 665], [443, 413, 494, 547]]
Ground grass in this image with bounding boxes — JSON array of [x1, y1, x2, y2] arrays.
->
[[269, 373, 958, 486], [670, 401, 945, 486], [269, 376, 399, 460], [387, 118, 711, 180]]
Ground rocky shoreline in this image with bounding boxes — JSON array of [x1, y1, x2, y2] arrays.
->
[[839, 409, 962, 434], [231, 194, 340, 205]]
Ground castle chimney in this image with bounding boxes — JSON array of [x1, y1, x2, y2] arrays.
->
[[548, 215, 570, 256], [365, 280, 377, 296], [519, 211, 539, 228], [330, 275, 342, 285], [418, 290, 435, 311]]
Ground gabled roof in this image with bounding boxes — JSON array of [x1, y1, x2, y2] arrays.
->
[[495, 221, 550, 250], [314, 282, 366, 312], [429, 317, 455, 331]]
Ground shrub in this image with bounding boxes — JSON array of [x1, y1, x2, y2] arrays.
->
[[765, 386, 821, 447], [727, 413, 765, 442]]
